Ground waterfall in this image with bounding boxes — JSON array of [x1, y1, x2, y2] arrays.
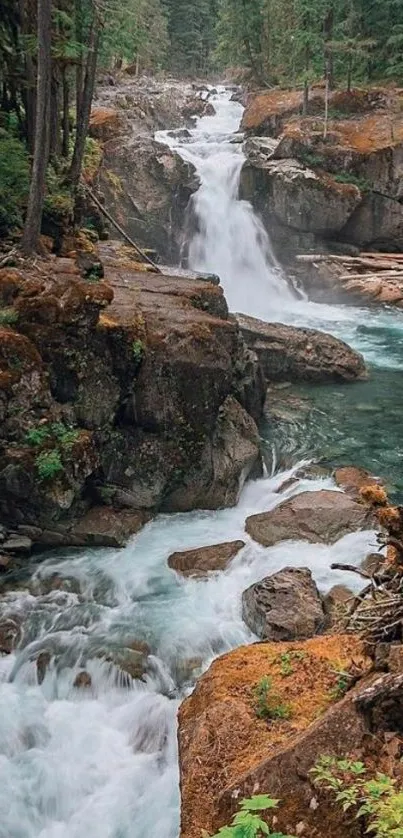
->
[[156, 87, 296, 318]]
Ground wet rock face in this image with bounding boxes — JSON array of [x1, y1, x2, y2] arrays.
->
[[241, 157, 362, 242], [168, 540, 245, 578], [245, 489, 376, 547], [90, 78, 221, 263], [237, 314, 367, 383], [242, 567, 325, 640], [99, 136, 197, 263]]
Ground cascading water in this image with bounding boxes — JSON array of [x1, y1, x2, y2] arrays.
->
[[157, 88, 295, 314], [1, 85, 403, 838]]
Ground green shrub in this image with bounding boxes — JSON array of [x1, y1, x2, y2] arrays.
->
[[25, 426, 52, 447], [0, 307, 19, 326], [0, 135, 30, 234], [311, 756, 403, 837], [253, 677, 292, 720], [35, 450, 64, 481], [50, 422, 79, 449], [208, 795, 296, 838], [132, 339, 145, 363], [333, 172, 370, 191]]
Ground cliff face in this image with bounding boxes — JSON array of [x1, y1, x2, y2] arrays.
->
[[0, 242, 264, 553], [240, 87, 403, 259]]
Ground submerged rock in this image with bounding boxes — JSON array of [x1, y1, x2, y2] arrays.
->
[[242, 567, 325, 640], [237, 314, 367, 383], [245, 489, 376, 547], [333, 465, 382, 499], [168, 540, 245, 578]]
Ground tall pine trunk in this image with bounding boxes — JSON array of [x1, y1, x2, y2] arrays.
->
[[62, 66, 70, 158], [75, 0, 84, 120], [21, 0, 52, 255], [69, 7, 100, 193]]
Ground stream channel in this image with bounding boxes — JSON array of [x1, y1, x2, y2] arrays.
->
[[1, 87, 403, 838]]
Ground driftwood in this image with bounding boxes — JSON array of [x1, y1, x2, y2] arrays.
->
[[85, 185, 161, 273]]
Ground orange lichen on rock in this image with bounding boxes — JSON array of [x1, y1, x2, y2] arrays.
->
[[178, 634, 369, 838], [360, 484, 388, 507]]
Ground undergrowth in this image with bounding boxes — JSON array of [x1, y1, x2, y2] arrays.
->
[[253, 677, 292, 720], [311, 756, 403, 837], [207, 795, 296, 838]]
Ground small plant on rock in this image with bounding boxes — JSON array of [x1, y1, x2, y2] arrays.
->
[[35, 450, 64, 481], [132, 339, 145, 363], [278, 650, 306, 677], [311, 756, 403, 837], [25, 426, 52, 447], [253, 677, 292, 720], [0, 307, 19, 327], [208, 795, 297, 838]]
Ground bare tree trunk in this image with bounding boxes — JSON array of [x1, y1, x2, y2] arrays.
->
[[49, 71, 61, 158], [20, 0, 37, 152], [21, 0, 52, 255], [303, 44, 310, 116], [69, 6, 100, 192], [62, 66, 70, 158], [75, 0, 84, 118], [323, 56, 330, 140]]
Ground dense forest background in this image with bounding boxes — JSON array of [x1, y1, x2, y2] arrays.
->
[[1, 0, 403, 254]]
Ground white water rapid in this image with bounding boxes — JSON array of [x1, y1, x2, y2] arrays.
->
[[1, 86, 403, 838]]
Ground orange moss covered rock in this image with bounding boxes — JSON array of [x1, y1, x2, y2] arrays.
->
[[178, 635, 371, 838]]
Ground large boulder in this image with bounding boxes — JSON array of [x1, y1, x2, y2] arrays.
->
[[245, 489, 376, 547], [236, 314, 367, 383], [168, 540, 245, 578], [178, 634, 372, 838], [100, 135, 197, 262], [242, 567, 325, 640], [241, 158, 362, 239]]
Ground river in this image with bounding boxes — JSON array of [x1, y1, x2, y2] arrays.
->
[[1, 87, 403, 838]]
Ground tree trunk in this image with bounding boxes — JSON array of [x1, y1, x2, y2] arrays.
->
[[75, 0, 84, 119], [21, 0, 52, 255], [303, 43, 310, 116], [69, 7, 100, 192], [323, 56, 330, 139], [49, 71, 61, 158], [347, 54, 352, 92], [62, 66, 70, 158], [20, 0, 37, 152]]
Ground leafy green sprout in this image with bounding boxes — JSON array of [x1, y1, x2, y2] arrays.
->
[[35, 450, 64, 481], [329, 668, 351, 700], [253, 677, 292, 721], [278, 650, 306, 677], [208, 795, 297, 838], [311, 756, 403, 836], [132, 339, 145, 363]]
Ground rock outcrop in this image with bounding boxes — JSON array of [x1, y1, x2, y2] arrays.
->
[[240, 87, 403, 258], [0, 243, 265, 555], [89, 78, 223, 262], [168, 540, 245, 578], [178, 634, 372, 838], [245, 489, 376, 547], [236, 314, 367, 383], [242, 567, 325, 640]]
